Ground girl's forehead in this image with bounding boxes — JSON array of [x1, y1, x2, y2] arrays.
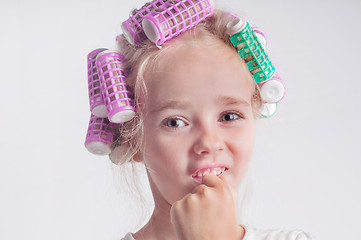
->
[[142, 43, 254, 110], [149, 40, 244, 76], [159, 39, 236, 66]]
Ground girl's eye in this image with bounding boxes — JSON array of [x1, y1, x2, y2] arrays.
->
[[220, 112, 241, 122], [164, 118, 186, 128]]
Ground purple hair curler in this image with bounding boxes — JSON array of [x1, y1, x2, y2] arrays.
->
[[87, 48, 108, 117], [142, 0, 214, 45], [96, 50, 136, 123], [259, 73, 285, 103], [121, 0, 170, 45], [84, 114, 114, 155]]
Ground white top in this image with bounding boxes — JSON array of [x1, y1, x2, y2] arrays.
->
[[121, 226, 315, 240]]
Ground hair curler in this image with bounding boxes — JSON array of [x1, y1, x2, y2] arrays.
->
[[87, 48, 108, 117], [229, 13, 267, 49], [259, 103, 277, 118], [226, 17, 286, 117], [121, 0, 170, 45], [249, 24, 267, 50], [259, 73, 285, 103], [96, 50, 136, 123], [227, 18, 275, 84], [84, 115, 114, 155], [142, 0, 214, 45]]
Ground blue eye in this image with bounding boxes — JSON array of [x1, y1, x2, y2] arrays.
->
[[164, 118, 186, 128], [220, 112, 241, 122]]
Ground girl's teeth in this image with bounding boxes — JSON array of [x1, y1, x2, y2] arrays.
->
[[193, 167, 227, 177]]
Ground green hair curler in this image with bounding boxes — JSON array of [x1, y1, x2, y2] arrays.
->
[[227, 18, 275, 84]]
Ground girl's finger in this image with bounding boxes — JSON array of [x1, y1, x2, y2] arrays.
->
[[218, 175, 231, 191], [203, 174, 232, 193], [201, 173, 222, 187]]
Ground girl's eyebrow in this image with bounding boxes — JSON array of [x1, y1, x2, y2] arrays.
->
[[150, 100, 191, 114], [217, 96, 251, 107], [150, 96, 250, 114]]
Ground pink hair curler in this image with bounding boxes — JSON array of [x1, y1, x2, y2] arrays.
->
[[96, 50, 136, 123], [142, 0, 214, 45], [259, 73, 285, 103], [84, 114, 114, 155], [87, 48, 108, 117], [121, 0, 170, 45]]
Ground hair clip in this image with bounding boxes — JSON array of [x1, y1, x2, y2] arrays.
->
[[142, 0, 214, 45], [226, 17, 285, 117], [122, 0, 170, 45], [84, 114, 114, 155]]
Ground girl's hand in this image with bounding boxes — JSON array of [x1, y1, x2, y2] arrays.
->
[[170, 173, 239, 240]]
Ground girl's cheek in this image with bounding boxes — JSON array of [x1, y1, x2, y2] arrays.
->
[[157, 135, 187, 153]]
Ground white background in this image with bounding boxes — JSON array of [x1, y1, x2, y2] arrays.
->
[[1, 0, 360, 239]]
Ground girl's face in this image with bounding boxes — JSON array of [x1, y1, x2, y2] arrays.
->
[[137, 42, 255, 206]]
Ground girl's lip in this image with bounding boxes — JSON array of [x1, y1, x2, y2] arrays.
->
[[191, 165, 229, 184]]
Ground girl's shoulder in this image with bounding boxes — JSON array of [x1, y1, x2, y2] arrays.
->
[[120, 227, 315, 240], [243, 226, 316, 240], [120, 232, 134, 240]]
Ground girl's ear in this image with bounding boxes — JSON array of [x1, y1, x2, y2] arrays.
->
[[132, 151, 143, 163]]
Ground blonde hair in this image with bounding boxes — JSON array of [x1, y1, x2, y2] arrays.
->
[[110, 9, 262, 165]]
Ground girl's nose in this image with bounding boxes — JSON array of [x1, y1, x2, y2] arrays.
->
[[193, 125, 225, 156]]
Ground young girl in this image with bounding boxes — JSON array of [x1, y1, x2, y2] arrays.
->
[[85, 1, 314, 239]]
